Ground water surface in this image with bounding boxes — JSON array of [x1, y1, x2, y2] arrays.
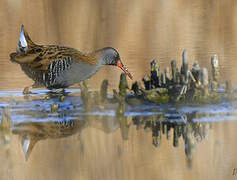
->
[[1, 0, 237, 180], [0, 89, 237, 180]]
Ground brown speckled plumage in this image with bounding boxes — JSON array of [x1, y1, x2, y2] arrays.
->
[[10, 25, 132, 90]]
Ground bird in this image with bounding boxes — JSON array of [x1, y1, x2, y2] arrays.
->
[[10, 25, 132, 93]]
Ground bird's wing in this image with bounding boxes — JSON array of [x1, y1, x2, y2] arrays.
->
[[10, 45, 98, 72], [10, 25, 99, 70]]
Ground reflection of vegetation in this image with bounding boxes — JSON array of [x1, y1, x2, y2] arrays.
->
[[131, 112, 210, 168], [128, 50, 233, 104]]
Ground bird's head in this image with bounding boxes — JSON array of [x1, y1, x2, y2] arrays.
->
[[99, 47, 132, 79]]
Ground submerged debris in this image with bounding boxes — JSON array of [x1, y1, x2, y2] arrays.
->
[[80, 81, 93, 111], [128, 49, 230, 104], [211, 54, 220, 92], [225, 80, 232, 94], [100, 80, 109, 102], [150, 59, 160, 88], [119, 73, 129, 97]]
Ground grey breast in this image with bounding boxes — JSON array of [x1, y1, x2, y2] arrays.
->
[[56, 61, 99, 87]]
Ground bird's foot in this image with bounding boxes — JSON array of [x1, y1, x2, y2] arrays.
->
[[51, 88, 65, 94], [45, 89, 66, 99], [23, 86, 32, 95]]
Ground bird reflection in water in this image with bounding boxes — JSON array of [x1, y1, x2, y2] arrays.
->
[[0, 108, 11, 145], [0, 96, 211, 168]]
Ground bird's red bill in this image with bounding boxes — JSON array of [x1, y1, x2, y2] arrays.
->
[[117, 60, 133, 80]]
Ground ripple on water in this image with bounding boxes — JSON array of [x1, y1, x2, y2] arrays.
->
[[0, 89, 237, 124]]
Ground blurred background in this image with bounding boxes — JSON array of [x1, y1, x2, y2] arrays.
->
[[1, 0, 237, 89], [1, 1, 237, 180]]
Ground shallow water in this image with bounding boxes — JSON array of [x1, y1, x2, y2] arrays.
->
[[1, 0, 237, 180], [0, 89, 237, 180]]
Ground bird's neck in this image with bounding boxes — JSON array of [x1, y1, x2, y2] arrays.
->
[[92, 49, 108, 66], [94, 47, 117, 66]]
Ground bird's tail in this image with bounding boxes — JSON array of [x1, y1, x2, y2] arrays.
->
[[16, 25, 35, 54], [10, 25, 36, 63]]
